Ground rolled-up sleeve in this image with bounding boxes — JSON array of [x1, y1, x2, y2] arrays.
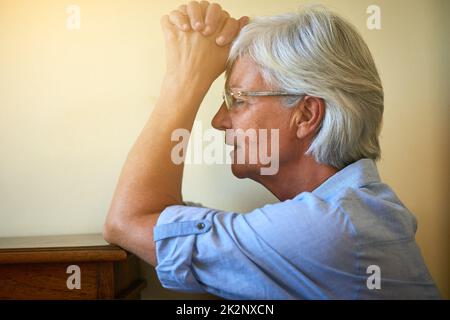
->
[[153, 205, 214, 293], [153, 204, 285, 299]]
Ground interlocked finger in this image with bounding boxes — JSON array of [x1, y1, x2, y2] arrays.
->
[[187, 1, 205, 31], [169, 10, 191, 31]]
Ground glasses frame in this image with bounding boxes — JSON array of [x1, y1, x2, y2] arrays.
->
[[222, 90, 306, 110]]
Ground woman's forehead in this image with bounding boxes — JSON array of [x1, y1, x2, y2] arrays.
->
[[227, 56, 266, 90]]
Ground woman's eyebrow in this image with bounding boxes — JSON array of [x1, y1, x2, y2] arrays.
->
[[227, 84, 244, 90]]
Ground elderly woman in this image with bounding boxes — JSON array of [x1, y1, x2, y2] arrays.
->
[[104, 2, 440, 299]]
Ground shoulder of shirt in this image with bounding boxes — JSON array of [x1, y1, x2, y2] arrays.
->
[[182, 201, 205, 207]]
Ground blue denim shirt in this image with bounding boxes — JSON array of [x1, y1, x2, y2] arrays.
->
[[153, 159, 440, 299]]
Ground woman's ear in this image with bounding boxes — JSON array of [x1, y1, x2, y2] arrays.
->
[[292, 96, 325, 140]]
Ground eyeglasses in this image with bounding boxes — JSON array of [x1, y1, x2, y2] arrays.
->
[[222, 89, 305, 110]]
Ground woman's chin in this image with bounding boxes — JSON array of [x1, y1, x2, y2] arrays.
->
[[231, 162, 250, 179], [231, 163, 262, 179]]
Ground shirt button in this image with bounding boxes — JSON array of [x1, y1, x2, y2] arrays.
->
[[196, 222, 205, 230]]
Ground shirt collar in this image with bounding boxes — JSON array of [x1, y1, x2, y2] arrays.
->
[[293, 158, 381, 200]]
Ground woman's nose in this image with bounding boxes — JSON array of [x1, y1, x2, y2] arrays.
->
[[211, 102, 232, 131]]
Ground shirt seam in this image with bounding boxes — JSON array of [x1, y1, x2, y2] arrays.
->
[[331, 204, 362, 300], [357, 237, 415, 249]]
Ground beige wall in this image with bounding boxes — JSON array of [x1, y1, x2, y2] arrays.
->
[[0, 0, 448, 298]]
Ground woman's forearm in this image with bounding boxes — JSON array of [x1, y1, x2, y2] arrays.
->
[[105, 74, 211, 227]]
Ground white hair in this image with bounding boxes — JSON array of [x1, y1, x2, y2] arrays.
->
[[227, 5, 384, 169]]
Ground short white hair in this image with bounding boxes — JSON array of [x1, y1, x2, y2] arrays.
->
[[227, 5, 384, 169]]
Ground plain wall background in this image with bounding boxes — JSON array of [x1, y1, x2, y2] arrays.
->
[[0, 0, 448, 299]]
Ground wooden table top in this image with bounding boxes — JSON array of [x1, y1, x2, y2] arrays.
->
[[0, 234, 128, 264]]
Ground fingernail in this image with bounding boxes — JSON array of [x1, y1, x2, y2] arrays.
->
[[216, 36, 225, 45], [203, 26, 211, 35], [194, 22, 203, 30]]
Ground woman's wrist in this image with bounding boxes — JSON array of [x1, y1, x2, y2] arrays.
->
[[161, 72, 213, 102]]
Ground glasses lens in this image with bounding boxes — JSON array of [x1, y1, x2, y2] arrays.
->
[[223, 90, 233, 110], [222, 92, 227, 108]]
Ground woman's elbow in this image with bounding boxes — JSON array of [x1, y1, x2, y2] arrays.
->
[[103, 213, 124, 245]]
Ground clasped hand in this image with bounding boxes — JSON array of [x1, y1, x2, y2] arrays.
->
[[161, 1, 248, 85]]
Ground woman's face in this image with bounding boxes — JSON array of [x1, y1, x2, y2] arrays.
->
[[211, 55, 300, 179]]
